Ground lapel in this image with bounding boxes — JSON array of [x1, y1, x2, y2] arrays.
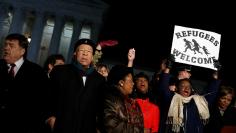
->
[[14, 60, 28, 79]]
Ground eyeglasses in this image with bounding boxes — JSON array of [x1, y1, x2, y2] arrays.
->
[[78, 49, 92, 53]]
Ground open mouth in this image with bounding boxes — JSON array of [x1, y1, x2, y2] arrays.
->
[[3, 51, 10, 56], [183, 90, 190, 96]]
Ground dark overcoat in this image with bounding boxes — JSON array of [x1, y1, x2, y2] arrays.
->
[[49, 64, 106, 133], [0, 59, 48, 133]]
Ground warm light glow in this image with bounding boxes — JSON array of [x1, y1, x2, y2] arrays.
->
[[27, 36, 31, 43]]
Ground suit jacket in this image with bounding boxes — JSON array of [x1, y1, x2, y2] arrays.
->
[[48, 64, 106, 133], [0, 59, 49, 133]]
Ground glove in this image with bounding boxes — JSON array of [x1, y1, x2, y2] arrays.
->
[[98, 40, 118, 48], [166, 54, 175, 69], [213, 59, 222, 70]]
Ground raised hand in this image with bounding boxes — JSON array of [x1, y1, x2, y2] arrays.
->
[[166, 54, 175, 69], [128, 48, 135, 61], [127, 48, 135, 67]]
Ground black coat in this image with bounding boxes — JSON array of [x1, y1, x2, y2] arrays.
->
[[48, 64, 106, 133], [0, 59, 49, 133], [100, 86, 144, 133], [205, 105, 236, 133]]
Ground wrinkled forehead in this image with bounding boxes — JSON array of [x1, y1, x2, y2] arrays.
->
[[5, 39, 19, 43], [5, 39, 21, 48]]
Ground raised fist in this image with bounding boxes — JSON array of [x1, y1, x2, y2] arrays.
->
[[166, 54, 175, 69], [213, 59, 222, 70]]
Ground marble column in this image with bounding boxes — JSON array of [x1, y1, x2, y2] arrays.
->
[[0, 3, 10, 37], [48, 15, 65, 55], [27, 11, 46, 63], [0, 3, 11, 57], [90, 22, 101, 43], [66, 19, 82, 63], [8, 7, 25, 34]]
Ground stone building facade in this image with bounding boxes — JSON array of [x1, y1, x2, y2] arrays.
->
[[0, 0, 108, 65]]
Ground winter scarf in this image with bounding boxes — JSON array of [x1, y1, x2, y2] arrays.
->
[[167, 93, 209, 133]]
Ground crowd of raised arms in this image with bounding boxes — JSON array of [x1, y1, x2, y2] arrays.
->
[[0, 33, 235, 133]]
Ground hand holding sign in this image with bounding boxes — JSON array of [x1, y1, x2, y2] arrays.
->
[[166, 54, 175, 69], [213, 59, 222, 71], [171, 25, 221, 70]]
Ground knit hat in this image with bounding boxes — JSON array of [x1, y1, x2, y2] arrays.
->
[[177, 65, 192, 72], [107, 64, 133, 85], [73, 38, 96, 54]]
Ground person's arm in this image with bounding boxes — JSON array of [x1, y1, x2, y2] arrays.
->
[[45, 116, 56, 131], [204, 71, 221, 105], [127, 48, 135, 67], [204, 59, 222, 103], [157, 55, 175, 102], [158, 68, 172, 100]]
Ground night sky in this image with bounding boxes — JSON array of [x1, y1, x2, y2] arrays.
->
[[99, 1, 235, 87]]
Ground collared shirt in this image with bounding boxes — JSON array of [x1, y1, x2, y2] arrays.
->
[[8, 57, 24, 76]]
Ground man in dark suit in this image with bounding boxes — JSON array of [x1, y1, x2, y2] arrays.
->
[[0, 33, 49, 133], [45, 38, 106, 133]]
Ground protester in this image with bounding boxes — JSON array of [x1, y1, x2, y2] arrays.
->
[[205, 85, 236, 133], [133, 72, 160, 133], [157, 58, 221, 133], [43, 54, 65, 77], [46, 38, 106, 133], [0, 33, 48, 133], [100, 64, 144, 132]]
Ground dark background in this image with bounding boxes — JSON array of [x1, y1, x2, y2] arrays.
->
[[99, 1, 235, 87]]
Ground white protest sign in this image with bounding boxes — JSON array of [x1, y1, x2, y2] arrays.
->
[[171, 25, 221, 70]]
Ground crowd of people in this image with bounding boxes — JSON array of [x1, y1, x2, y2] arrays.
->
[[0, 33, 235, 133]]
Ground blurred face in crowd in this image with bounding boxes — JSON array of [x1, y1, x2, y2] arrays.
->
[[178, 80, 192, 97], [48, 59, 65, 73], [218, 93, 233, 111], [74, 44, 93, 68], [136, 77, 149, 94], [120, 73, 134, 95], [3, 39, 25, 64], [54, 59, 65, 66], [97, 66, 109, 78]]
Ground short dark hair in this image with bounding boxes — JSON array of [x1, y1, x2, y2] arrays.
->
[[107, 64, 133, 86], [96, 63, 109, 71], [43, 54, 65, 72], [5, 33, 29, 58], [176, 78, 194, 94], [134, 72, 149, 82]]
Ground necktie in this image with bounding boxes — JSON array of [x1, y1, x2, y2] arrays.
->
[[9, 63, 16, 77]]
